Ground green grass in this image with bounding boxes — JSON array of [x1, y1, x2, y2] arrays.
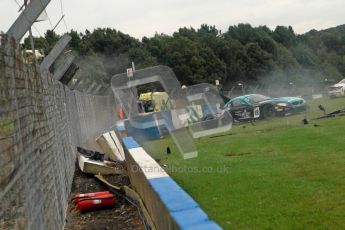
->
[[0, 117, 14, 134], [142, 97, 345, 229]]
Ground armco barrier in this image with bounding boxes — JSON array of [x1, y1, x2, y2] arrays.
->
[[120, 133, 222, 229]]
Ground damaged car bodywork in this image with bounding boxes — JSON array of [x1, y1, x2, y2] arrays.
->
[[328, 79, 345, 98], [224, 94, 307, 121], [271, 97, 307, 116], [223, 94, 275, 121]]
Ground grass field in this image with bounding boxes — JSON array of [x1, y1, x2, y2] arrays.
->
[[142, 97, 345, 229]]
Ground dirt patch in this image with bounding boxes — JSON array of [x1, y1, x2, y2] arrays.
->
[[224, 152, 251, 157], [209, 133, 235, 139], [257, 128, 274, 133], [64, 166, 144, 230]]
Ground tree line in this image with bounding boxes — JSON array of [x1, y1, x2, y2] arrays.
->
[[24, 23, 345, 90]]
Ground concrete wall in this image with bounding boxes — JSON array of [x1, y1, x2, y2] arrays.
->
[[119, 130, 222, 229], [0, 36, 115, 229]]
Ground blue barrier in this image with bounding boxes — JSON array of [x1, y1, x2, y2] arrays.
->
[[122, 136, 141, 149], [121, 131, 223, 229]]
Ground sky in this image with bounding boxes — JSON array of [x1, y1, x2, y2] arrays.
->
[[1, 0, 345, 39]]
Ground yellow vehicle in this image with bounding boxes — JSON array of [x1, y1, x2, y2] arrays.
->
[[138, 92, 170, 112]]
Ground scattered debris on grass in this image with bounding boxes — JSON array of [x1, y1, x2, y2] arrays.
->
[[301, 116, 309, 125], [313, 107, 345, 120], [318, 104, 326, 114]]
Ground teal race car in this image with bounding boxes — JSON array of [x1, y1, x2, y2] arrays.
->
[[270, 96, 308, 116], [223, 94, 307, 121]]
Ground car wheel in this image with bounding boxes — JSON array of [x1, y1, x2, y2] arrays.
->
[[261, 104, 275, 119]]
